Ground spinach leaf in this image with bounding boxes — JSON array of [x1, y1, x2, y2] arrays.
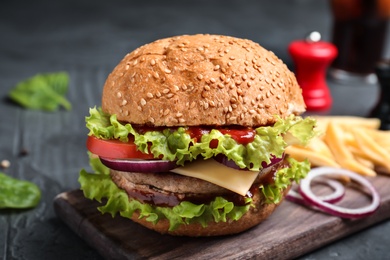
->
[[8, 72, 72, 111], [0, 173, 41, 209]]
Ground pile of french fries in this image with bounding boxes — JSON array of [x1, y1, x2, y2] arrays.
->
[[286, 116, 390, 177]]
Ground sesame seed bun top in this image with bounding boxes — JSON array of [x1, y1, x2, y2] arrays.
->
[[102, 34, 305, 127]]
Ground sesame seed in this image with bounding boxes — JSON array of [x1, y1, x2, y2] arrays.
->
[[176, 112, 183, 118], [163, 109, 170, 116], [210, 78, 216, 83], [204, 85, 211, 91], [125, 64, 129, 70], [149, 117, 155, 123], [116, 92, 122, 98], [137, 106, 142, 111], [165, 68, 172, 74], [227, 62, 232, 67], [121, 100, 128, 106], [214, 65, 220, 71], [228, 116, 237, 122], [276, 94, 281, 100], [242, 74, 248, 81], [266, 92, 271, 98], [124, 111, 129, 116], [133, 60, 138, 66], [230, 97, 237, 103], [190, 102, 196, 108], [197, 74, 203, 80], [249, 109, 256, 114], [173, 85, 180, 92], [182, 85, 188, 90], [146, 93, 153, 98], [156, 91, 161, 98], [150, 59, 156, 66], [167, 93, 174, 98], [153, 72, 159, 79], [140, 98, 147, 106], [162, 88, 170, 94], [217, 83, 224, 89], [229, 56, 235, 60]]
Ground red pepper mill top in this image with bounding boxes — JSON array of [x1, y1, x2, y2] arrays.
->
[[288, 32, 338, 111]]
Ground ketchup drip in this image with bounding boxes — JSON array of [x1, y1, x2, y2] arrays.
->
[[187, 126, 256, 145]]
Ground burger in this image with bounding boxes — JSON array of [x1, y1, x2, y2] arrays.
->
[[79, 34, 316, 236]]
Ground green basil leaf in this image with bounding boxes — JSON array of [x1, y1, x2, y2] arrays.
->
[[0, 173, 41, 209], [8, 72, 72, 111]]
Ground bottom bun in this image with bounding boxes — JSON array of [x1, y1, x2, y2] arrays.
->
[[128, 186, 290, 237]]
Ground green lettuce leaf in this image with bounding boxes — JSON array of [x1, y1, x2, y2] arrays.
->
[[0, 173, 41, 209], [85, 107, 317, 171], [261, 157, 310, 204], [79, 155, 309, 231], [8, 72, 72, 111]]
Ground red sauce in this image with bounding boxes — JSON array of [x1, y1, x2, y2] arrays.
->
[[187, 126, 256, 145], [132, 125, 256, 146]]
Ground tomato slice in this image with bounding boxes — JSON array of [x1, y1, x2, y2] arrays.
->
[[86, 136, 155, 160]]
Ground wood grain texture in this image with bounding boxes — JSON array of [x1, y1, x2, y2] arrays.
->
[[54, 173, 390, 260]]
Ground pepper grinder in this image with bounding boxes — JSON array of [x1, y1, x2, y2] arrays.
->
[[369, 60, 390, 130], [288, 32, 338, 111]]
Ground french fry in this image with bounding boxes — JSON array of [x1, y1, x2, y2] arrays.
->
[[313, 116, 381, 130], [324, 122, 376, 176], [287, 115, 390, 177], [352, 128, 390, 173], [285, 145, 340, 168]]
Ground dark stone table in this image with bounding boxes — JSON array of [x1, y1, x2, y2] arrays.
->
[[1, 0, 389, 259]]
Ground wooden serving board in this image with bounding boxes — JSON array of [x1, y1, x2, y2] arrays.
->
[[54, 174, 390, 260]]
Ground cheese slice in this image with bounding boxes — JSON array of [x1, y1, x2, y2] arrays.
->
[[170, 159, 259, 196]]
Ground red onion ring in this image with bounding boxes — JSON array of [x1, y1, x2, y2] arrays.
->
[[214, 153, 284, 171], [286, 178, 345, 205], [99, 157, 178, 173], [298, 167, 380, 219]]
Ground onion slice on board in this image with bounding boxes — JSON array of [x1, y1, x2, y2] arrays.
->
[[99, 157, 178, 173], [287, 178, 345, 205], [298, 167, 380, 218]]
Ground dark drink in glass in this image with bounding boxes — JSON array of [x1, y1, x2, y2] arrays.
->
[[329, 0, 390, 83]]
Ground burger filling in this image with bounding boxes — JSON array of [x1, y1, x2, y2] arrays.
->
[[79, 107, 316, 230]]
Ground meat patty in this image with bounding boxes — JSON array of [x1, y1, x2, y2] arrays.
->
[[110, 158, 289, 207]]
